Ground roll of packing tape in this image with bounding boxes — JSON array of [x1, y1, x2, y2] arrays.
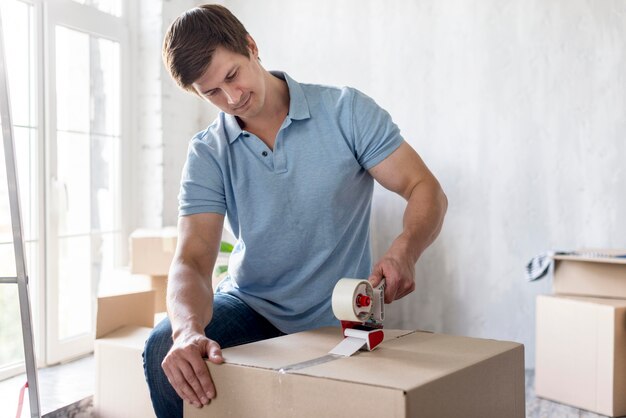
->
[[332, 278, 374, 322]]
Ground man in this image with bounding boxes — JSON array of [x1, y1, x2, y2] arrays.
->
[[143, 4, 447, 418]]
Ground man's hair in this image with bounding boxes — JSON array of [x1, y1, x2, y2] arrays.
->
[[162, 4, 250, 92]]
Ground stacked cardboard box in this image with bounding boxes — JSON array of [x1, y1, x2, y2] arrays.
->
[[184, 327, 525, 418], [129, 228, 177, 312], [94, 290, 158, 418], [130, 228, 231, 311], [535, 250, 626, 416]]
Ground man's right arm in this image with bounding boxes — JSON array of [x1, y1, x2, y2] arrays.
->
[[161, 212, 225, 408]]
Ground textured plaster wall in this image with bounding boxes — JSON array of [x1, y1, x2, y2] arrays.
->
[[147, 0, 626, 368], [132, 0, 217, 229], [133, 0, 164, 229]]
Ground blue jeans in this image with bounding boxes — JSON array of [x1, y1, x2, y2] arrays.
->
[[142, 292, 285, 418]]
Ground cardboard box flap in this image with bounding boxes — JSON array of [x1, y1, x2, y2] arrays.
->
[[553, 249, 626, 265], [95, 325, 154, 348], [96, 291, 156, 339], [219, 327, 521, 391], [301, 332, 523, 391], [221, 327, 411, 370]]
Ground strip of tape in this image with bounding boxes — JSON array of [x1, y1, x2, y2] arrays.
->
[[329, 336, 366, 356], [276, 354, 343, 374], [276, 336, 367, 373]]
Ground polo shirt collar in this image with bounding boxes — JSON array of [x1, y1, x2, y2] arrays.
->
[[277, 71, 311, 121], [223, 71, 311, 144]]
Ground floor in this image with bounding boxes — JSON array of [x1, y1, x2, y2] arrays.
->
[[0, 362, 618, 418], [0, 356, 93, 418]]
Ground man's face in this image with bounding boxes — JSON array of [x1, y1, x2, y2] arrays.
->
[[192, 41, 265, 121]]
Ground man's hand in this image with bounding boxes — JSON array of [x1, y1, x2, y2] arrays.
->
[[368, 243, 416, 304], [161, 331, 224, 408]]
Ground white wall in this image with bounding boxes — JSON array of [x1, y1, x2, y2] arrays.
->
[[149, 0, 626, 368], [131, 0, 217, 229]]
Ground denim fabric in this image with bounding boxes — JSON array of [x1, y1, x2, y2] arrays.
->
[[142, 292, 285, 418]]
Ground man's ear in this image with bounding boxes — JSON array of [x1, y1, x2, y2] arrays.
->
[[246, 34, 258, 58]]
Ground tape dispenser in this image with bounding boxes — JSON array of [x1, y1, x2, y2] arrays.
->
[[329, 278, 385, 356]]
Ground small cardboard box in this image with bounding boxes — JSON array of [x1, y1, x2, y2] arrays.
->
[[184, 327, 525, 418], [151, 275, 168, 313], [130, 227, 177, 276], [535, 294, 626, 416], [94, 291, 157, 418], [148, 263, 227, 314], [553, 250, 626, 298]]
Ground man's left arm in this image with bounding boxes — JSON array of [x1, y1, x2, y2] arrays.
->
[[368, 141, 448, 303]]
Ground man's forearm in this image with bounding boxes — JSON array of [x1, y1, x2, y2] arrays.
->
[[167, 262, 215, 340], [392, 177, 448, 264]]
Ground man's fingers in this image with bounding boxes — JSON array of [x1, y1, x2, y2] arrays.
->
[[384, 278, 399, 303], [179, 359, 211, 404], [188, 353, 216, 400], [369, 255, 417, 303], [372, 264, 398, 303], [368, 264, 384, 287], [178, 361, 208, 405], [369, 264, 397, 303], [396, 280, 416, 300], [208, 342, 224, 364], [164, 363, 204, 408]]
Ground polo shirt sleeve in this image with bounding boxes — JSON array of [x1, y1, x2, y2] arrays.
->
[[350, 89, 404, 170], [178, 136, 227, 216]]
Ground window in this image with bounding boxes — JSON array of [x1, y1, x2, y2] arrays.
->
[[71, 0, 122, 17], [0, 0, 39, 381], [0, 0, 129, 378]]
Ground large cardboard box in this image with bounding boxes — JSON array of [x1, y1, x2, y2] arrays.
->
[[185, 327, 525, 418], [94, 291, 157, 418], [130, 227, 177, 276], [535, 294, 626, 416], [553, 250, 626, 298]]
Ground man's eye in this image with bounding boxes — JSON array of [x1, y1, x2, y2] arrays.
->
[[206, 90, 217, 97], [226, 71, 238, 81]]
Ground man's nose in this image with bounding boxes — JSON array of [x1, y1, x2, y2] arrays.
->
[[223, 86, 242, 105]]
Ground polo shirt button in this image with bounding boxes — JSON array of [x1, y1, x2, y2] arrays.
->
[[261, 151, 268, 157], [243, 133, 250, 138]]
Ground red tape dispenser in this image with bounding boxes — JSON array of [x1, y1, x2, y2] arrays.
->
[[329, 278, 385, 356]]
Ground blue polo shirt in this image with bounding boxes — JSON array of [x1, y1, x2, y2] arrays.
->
[[179, 72, 403, 333]]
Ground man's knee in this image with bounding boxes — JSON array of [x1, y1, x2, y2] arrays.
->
[[143, 318, 174, 374]]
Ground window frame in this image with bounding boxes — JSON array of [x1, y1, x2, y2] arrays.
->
[[44, 0, 130, 364], [0, 0, 131, 379]]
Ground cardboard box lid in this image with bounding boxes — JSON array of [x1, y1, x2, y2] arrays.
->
[[553, 249, 626, 265], [545, 294, 626, 308], [130, 227, 177, 239], [95, 324, 154, 348], [218, 327, 523, 392], [130, 227, 177, 253], [96, 291, 156, 339]]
